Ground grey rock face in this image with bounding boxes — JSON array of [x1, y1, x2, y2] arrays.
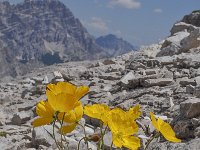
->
[[182, 11, 200, 27], [0, 0, 109, 78]]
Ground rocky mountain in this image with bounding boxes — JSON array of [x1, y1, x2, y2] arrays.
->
[[157, 11, 200, 57], [96, 34, 136, 57], [0, 0, 109, 78]]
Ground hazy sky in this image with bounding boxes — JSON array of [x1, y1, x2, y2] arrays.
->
[[5, 0, 200, 46]]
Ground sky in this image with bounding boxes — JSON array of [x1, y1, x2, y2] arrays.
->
[[5, 0, 200, 46]]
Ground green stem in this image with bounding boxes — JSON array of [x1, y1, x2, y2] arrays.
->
[[110, 141, 113, 150], [100, 122, 103, 150], [101, 125, 108, 150], [97, 140, 102, 150], [53, 120, 62, 150], [77, 137, 85, 150], [144, 132, 160, 150], [59, 113, 66, 149], [103, 125, 108, 136], [78, 123, 89, 149]]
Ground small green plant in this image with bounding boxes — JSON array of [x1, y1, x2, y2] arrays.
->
[[0, 131, 7, 137], [192, 10, 200, 13]]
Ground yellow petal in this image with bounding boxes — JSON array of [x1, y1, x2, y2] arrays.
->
[[47, 91, 78, 112], [158, 118, 181, 143], [74, 102, 83, 120], [58, 112, 76, 123], [84, 104, 110, 124], [46, 83, 58, 94], [47, 82, 77, 95], [123, 136, 140, 150], [150, 112, 159, 131], [57, 82, 77, 95], [75, 86, 89, 99], [32, 117, 53, 127], [58, 102, 83, 123], [59, 123, 77, 134], [36, 100, 55, 118], [109, 108, 138, 135], [127, 104, 141, 120], [112, 133, 123, 148]]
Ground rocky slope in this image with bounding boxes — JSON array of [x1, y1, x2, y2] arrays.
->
[[1, 43, 200, 149], [157, 11, 200, 57], [0, 0, 109, 78], [96, 34, 136, 57], [1, 11, 200, 150]]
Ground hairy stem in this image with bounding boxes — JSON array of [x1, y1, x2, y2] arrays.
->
[[110, 141, 113, 150], [78, 123, 89, 149], [144, 132, 160, 150], [53, 120, 62, 150], [77, 137, 85, 150]]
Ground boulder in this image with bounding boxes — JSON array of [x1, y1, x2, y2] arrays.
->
[[118, 72, 140, 89], [182, 11, 200, 27], [178, 77, 196, 87], [157, 31, 190, 56], [102, 59, 116, 65], [11, 111, 32, 125], [186, 84, 195, 94], [126, 61, 146, 70], [181, 28, 200, 51], [143, 78, 174, 87], [120, 72, 135, 85], [194, 85, 200, 98], [174, 119, 195, 139], [143, 69, 158, 75], [98, 73, 121, 81], [170, 22, 196, 35], [180, 98, 200, 118], [53, 71, 64, 82], [194, 126, 200, 138]]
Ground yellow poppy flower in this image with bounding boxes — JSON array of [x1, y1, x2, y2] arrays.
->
[[46, 82, 89, 112], [59, 102, 84, 134], [109, 108, 138, 135], [108, 108, 140, 150], [150, 112, 181, 143], [32, 100, 55, 127], [84, 104, 110, 125]]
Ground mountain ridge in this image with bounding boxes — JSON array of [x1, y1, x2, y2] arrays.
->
[[96, 34, 136, 57]]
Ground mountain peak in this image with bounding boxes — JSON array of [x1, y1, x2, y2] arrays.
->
[[96, 34, 136, 57]]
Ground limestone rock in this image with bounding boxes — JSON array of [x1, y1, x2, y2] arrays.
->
[[178, 77, 196, 87], [170, 22, 197, 35], [180, 98, 200, 118], [186, 84, 195, 94], [143, 78, 174, 87], [11, 111, 32, 125], [194, 85, 200, 97]]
